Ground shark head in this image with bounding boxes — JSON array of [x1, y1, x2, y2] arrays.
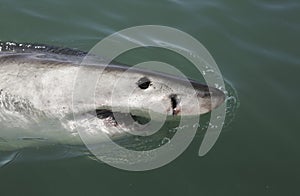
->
[[92, 65, 225, 118]]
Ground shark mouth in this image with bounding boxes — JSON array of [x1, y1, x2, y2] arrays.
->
[[94, 93, 181, 127], [95, 109, 151, 127]]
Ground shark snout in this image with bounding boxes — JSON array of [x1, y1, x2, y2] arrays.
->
[[197, 87, 225, 112]]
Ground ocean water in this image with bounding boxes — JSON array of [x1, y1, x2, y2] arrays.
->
[[0, 0, 299, 195]]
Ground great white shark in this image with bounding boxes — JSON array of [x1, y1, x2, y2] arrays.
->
[[0, 41, 225, 160]]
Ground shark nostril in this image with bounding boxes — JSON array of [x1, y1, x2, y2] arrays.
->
[[169, 94, 179, 115]]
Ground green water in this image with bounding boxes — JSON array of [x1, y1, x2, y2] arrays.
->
[[0, 0, 300, 195]]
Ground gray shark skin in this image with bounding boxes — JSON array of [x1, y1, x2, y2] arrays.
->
[[0, 41, 225, 152]]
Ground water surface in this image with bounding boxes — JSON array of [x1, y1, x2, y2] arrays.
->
[[0, 0, 299, 195]]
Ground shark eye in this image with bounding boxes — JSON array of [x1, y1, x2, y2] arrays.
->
[[137, 77, 151, 89]]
